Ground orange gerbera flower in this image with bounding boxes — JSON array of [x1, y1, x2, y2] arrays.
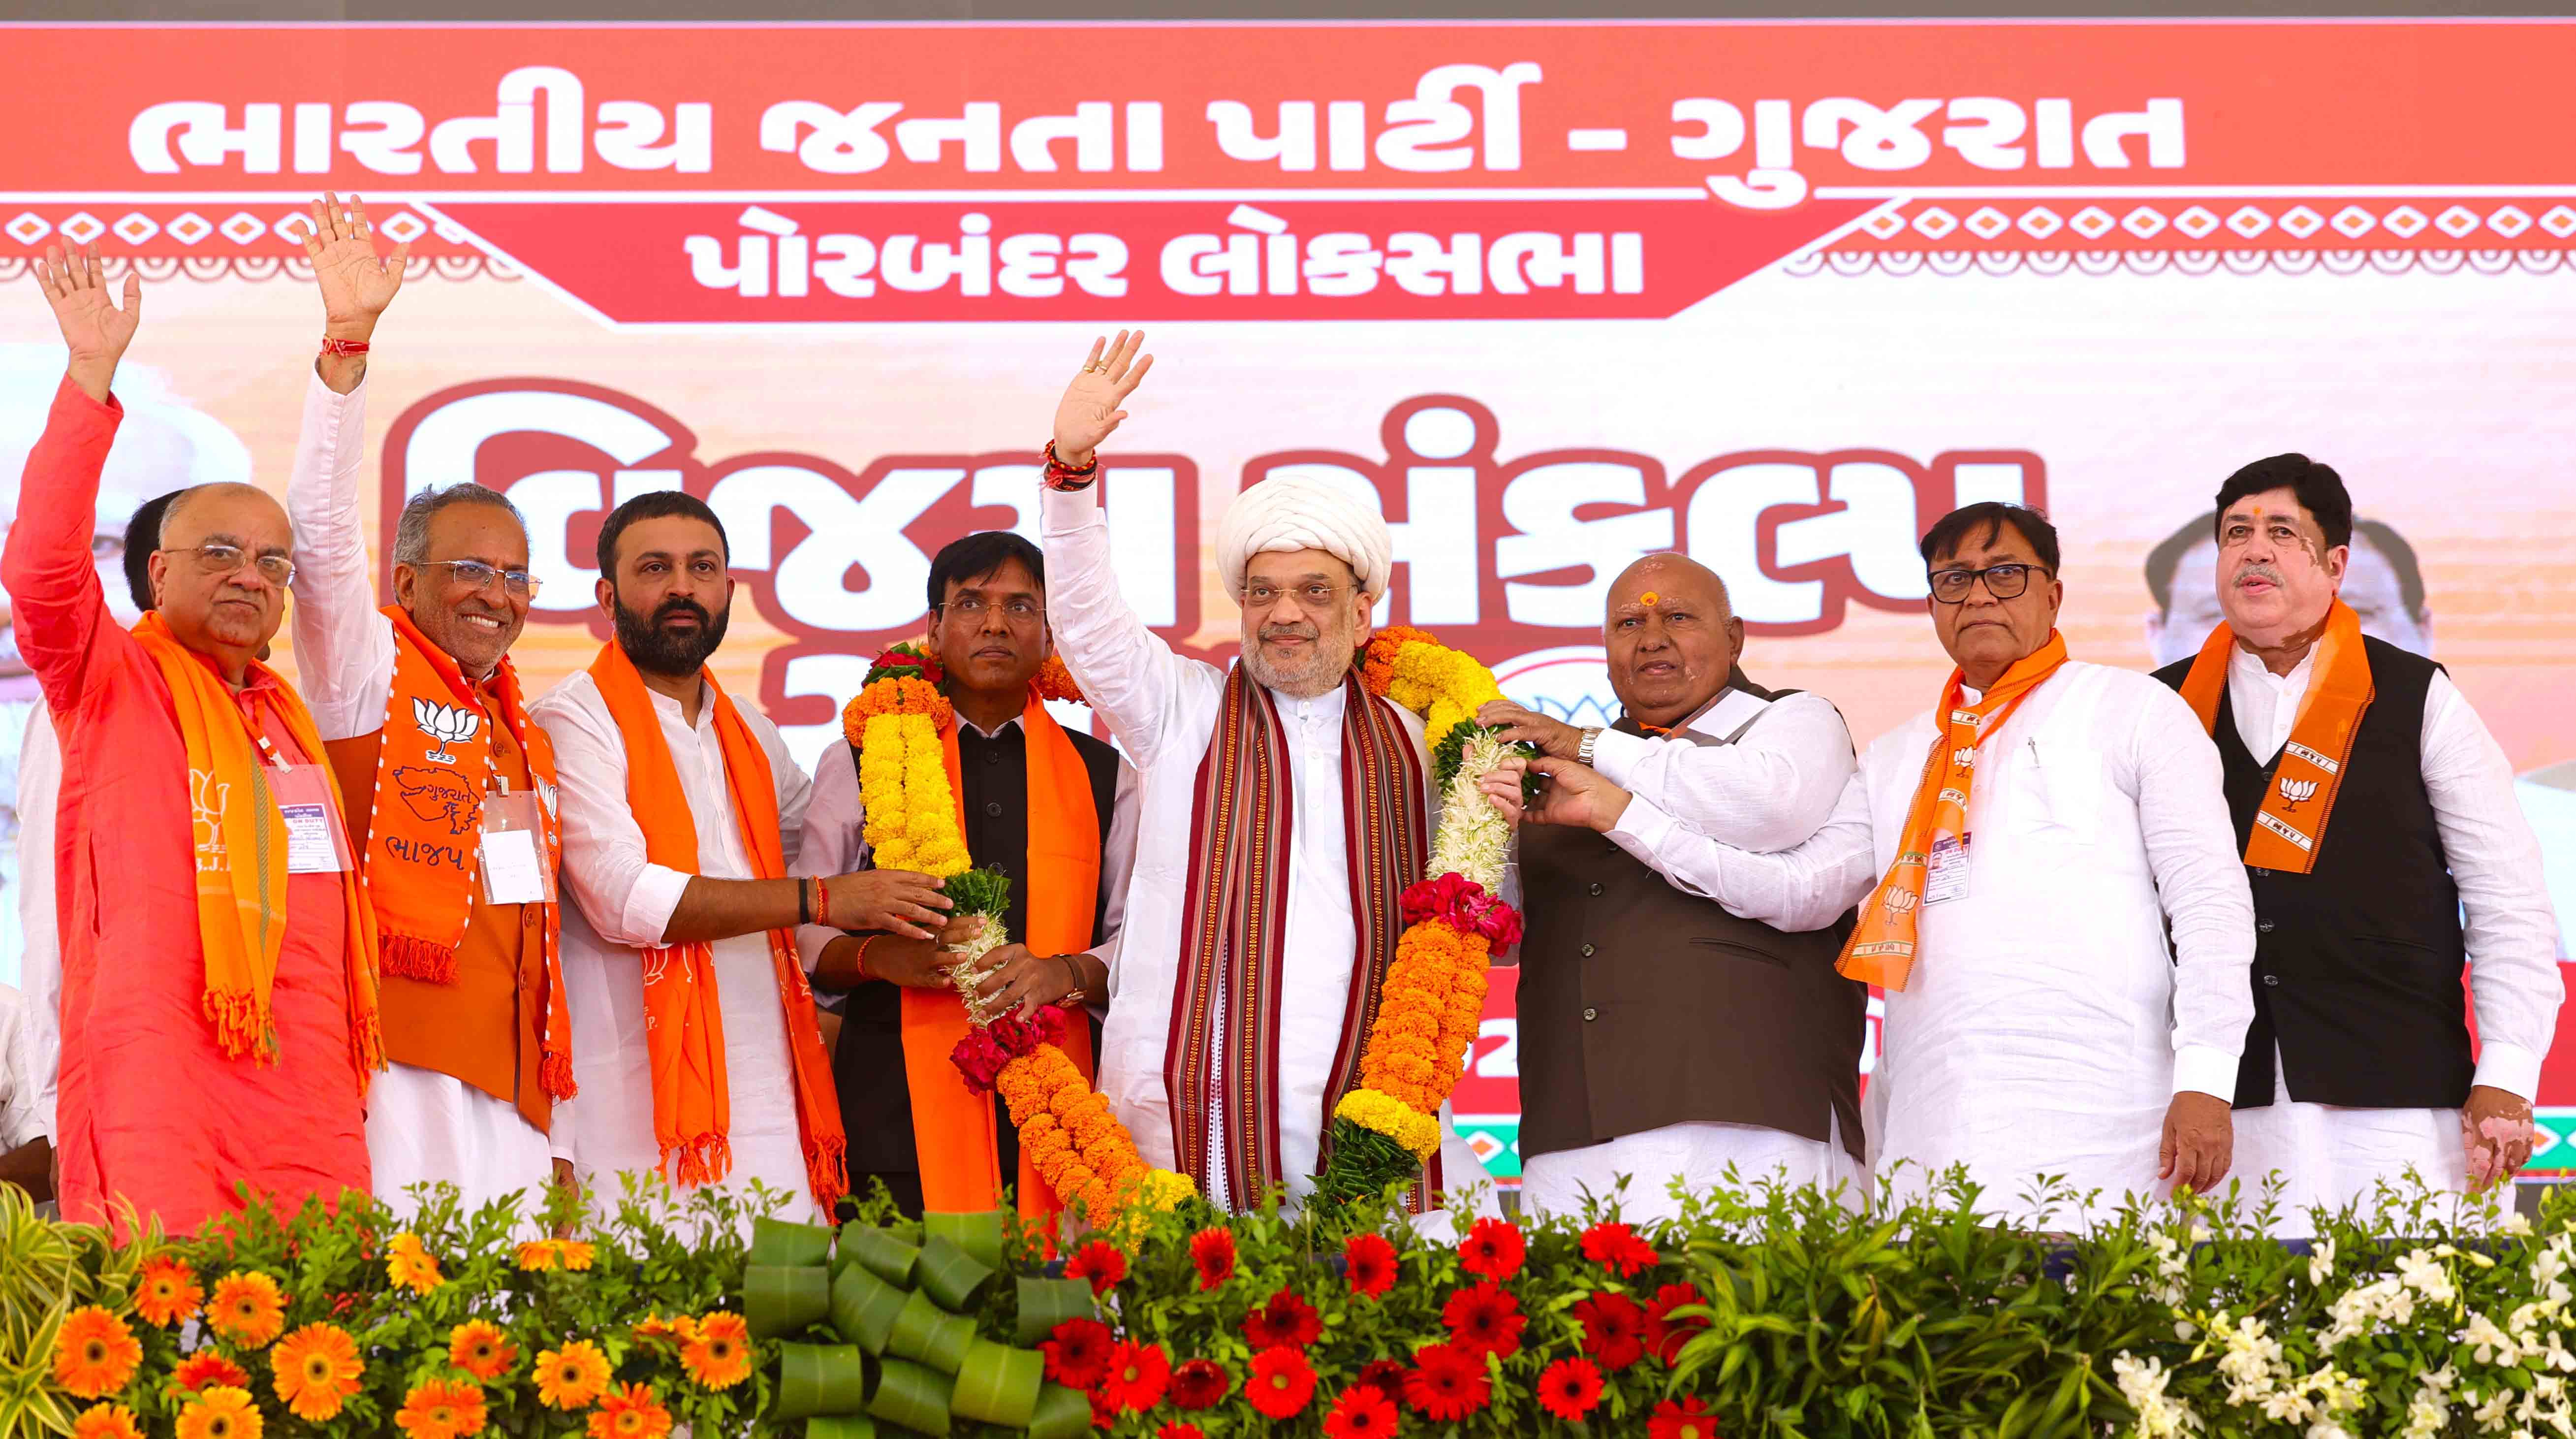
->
[[71, 1403, 143, 1439], [136, 1255, 205, 1327], [386, 1233, 442, 1295], [53, 1307, 142, 1398], [171, 1352, 250, 1394], [536, 1340, 612, 1410], [631, 1313, 697, 1345], [681, 1313, 752, 1390], [556, 1240, 597, 1271], [447, 1320, 517, 1381], [587, 1381, 673, 1439], [513, 1241, 558, 1272], [175, 1385, 262, 1439], [270, 1323, 363, 1421], [395, 1378, 488, 1439], [205, 1273, 285, 1348]]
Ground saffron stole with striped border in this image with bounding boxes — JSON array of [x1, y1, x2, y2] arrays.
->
[[1165, 666, 1436, 1212]]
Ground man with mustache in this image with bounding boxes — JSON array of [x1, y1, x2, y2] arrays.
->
[[1647, 504, 2256, 1228], [1037, 333, 1493, 1218], [6, 247, 384, 1232], [1474, 553, 1870, 1220], [795, 530, 1139, 1219], [532, 491, 942, 1222], [276, 195, 582, 1223], [2152, 455, 2560, 1230]]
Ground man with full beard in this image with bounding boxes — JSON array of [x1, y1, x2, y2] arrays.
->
[[532, 492, 946, 1220], [1037, 332, 1496, 1218]]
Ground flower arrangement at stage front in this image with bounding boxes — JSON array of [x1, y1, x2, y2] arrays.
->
[[1317, 628, 1532, 1208], [843, 644, 1193, 1225]]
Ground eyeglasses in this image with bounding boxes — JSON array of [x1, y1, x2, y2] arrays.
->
[[1242, 581, 1349, 610], [937, 594, 1041, 623], [164, 543, 294, 588], [1928, 563, 2048, 603], [421, 558, 542, 597]]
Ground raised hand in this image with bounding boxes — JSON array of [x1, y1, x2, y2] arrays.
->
[[303, 192, 410, 334], [1051, 329, 1153, 467], [34, 246, 142, 403]]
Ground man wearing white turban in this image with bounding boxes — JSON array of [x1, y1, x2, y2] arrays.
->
[[1037, 332, 1493, 1218]]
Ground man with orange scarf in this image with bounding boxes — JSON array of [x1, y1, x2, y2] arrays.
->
[[4, 247, 382, 1231], [532, 491, 942, 1222], [1659, 503, 2256, 1229], [2153, 456, 2559, 1231], [279, 195, 579, 1223], [795, 530, 1139, 1219]]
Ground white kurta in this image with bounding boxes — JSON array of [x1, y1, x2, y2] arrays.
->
[[1680, 662, 2258, 1229], [0, 981, 41, 1151], [532, 669, 823, 1225], [1521, 684, 1870, 1220], [2218, 644, 2562, 1232], [283, 371, 560, 1220], [1040, 484, 1492, 1217]]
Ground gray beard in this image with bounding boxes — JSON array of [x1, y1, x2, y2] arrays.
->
[[1241, 639, 1353, 699]]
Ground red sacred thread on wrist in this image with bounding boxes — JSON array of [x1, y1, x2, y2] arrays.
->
[[1042, 439, 1100, 492], [852, 935, 877, 983], [319, 336, 371, 356], [815, 878, 832, 929]]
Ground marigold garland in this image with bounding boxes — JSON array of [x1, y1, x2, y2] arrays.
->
[[842, 642, 1191, 1225], [1320, 629, 1527, 1203]]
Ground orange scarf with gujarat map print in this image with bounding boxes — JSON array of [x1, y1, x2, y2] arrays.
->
[[361, 605, 574, 1099], [2174, 599, 2375, 874]]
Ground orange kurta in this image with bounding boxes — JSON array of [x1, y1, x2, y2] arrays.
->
[[4, 380, 371, 1233]]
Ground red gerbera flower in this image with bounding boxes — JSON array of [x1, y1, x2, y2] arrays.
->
[[1065, 1241, 1128, 1297], [1580, 1220, 1660, 1278], [1344, 1232, 1398, 1299], [1644, 1281, 1710, 1365], [1245, 1346, 1317, 1420], [1099, 1341, 1171, 1414], [170, 1352, 250, 1395], [1040, 1317, 1114, 1390], [1355, 1358, 1408, 1399], [1321, 1383, 1401, 1439], [1650, 1395, 1721, 1439], [1458, 1216, 1526, 1281], [1536, 1357, 1605, 1421], [1189, 1227, 1236, 1291], [1168, 1358, 1230, 1411], [1439, 1280, 1526, 1359], [1403, 1343, 1493, 1422], [1572, 1290, 1649, 1372], [1242, 1287, 1322, 1350], [1157, 1425, 1204, 1439]]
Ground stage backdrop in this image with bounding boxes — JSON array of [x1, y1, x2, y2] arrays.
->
[[4, 19, 2575, 1186]]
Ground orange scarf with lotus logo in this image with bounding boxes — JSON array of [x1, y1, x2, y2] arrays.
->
[[587, 640, 847, 1210], [1837, 631, 2069, 992], [2174, 599, 2374, 874]]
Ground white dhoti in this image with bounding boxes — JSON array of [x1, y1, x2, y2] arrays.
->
[[1522, 1115, 1868, 1224], [366, 1062, 556, 1236], [2230, 1049, 2478, 1238]]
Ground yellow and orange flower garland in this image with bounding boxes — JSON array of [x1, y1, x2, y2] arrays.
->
[[1319, 627, 1526, 1206], [842, 643, 1193, 1225]]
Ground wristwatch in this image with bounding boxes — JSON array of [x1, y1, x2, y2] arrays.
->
[[1575, 726, 1604, 767]]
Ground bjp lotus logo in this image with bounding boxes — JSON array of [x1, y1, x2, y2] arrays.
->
[[1951, 747, 1976, 769], [2278, 777, 2320, 810], [1883, 888, 1920, 915], [411, 699, 482, 764], [189, 769, 229, 872]]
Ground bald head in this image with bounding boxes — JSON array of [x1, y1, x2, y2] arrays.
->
[[1604, 552, 1745, 729], [151, 481, 293, 684]]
